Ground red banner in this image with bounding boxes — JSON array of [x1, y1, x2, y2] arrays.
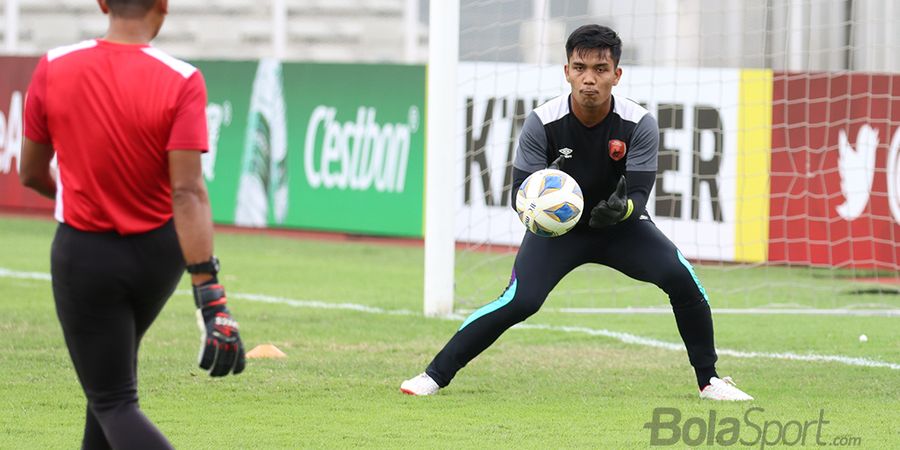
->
[[0, 56, 54, 213], [770, 72, 900, 269]]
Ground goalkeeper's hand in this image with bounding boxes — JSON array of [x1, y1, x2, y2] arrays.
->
[[548, 154, 565, 170], [589, 175, 633, 228], [193, 279, 246, 377]]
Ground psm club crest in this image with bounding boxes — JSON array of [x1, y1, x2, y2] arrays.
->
[[609, 139, 626, 161]]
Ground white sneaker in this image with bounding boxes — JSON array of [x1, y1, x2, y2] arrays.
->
[[400, 372, 440, 396], [700, 376, 754, 401]]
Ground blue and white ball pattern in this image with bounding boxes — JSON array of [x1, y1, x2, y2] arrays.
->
[[515, 169, 584, 237]]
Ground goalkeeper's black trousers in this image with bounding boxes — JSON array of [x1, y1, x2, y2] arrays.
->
[[425, 218, 718, 388], [51, 221, 184, 450]]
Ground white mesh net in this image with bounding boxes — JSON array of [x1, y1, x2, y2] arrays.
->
[[449, 0, 900, 313]]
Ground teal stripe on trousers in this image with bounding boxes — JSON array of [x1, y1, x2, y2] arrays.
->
[[677, 250, 709, 302], [458, 279, 518, 331]]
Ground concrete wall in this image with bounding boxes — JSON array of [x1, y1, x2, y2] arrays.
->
[[2, 0, 897, 70], [0, 0, 426, 62]]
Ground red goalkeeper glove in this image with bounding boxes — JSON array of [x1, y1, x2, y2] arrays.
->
[[193, 278, 246, 377]]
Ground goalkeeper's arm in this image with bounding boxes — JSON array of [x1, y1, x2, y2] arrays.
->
[[614, 112, 659, 223], [620, 170, 654, 223], [509, 167, 531, 211], [169, 150, 216, 285], [169, 149, 245, 377], [509, 112, 550, 211]]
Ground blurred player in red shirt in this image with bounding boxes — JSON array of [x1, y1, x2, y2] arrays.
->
[[20, 1, 245, 448]]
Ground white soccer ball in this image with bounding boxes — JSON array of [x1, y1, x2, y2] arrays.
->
[[515, 169, 584, 237]]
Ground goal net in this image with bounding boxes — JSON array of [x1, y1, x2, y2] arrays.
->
[[429, 0, 900, 314]]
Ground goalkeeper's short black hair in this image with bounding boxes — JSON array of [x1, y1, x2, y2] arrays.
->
[[106, 0, 157, 17], [565, 25, 622, 67]]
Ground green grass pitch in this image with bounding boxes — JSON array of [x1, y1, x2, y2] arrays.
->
[[0, 215, 897, 448]]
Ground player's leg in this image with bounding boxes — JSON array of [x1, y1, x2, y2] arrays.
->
[[594, 220, 752, 400], [593, 220, 718, 385], [407, 230, 589, 393], [50, 224, 175, 450], [81, 406, 109, 450], [129, 220, 185, 405], [131, 220, 184, 344]]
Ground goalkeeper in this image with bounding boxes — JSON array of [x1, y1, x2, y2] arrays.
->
[[19, 1, 244, 448], [402, 24, 752, 401]]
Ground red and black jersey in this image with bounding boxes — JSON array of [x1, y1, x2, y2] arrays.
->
[[24, 39, 208, 235], [513, 93, 659, 228]]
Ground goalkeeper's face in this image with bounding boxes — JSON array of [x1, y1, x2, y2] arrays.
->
[[564, 49, 622, 111]]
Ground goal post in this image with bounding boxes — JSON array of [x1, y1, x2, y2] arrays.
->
[[422, 0, 460, 317]]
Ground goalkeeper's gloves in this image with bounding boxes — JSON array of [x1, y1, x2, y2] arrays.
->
[[193, 278, 246, 377], [589, 175, 634, 228], [549, 154, 566, 170], [548, 150, 573, 170]]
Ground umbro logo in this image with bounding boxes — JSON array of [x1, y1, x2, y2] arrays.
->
[[549, 148, 573, 170]]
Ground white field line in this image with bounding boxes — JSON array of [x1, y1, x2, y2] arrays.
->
[[550, 307, 900, 317], [5, 267, 899, 371], [516, 324, 900, 370], [0, 267, 51, 281], [184, 290, 421, 317]]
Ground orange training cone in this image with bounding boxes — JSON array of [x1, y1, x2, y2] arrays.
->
[[246, 344, 287, 359]]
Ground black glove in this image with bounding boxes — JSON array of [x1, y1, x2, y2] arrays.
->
[[549, 148, 575, 170], [193, 278, 245, 377], [548, 154, 566, 170], [590, 175, 631, 228]]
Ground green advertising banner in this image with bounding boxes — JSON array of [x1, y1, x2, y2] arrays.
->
[[191, 61, 255, 225], [193, 59, 425, 238]]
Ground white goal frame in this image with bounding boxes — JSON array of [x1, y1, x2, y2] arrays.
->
[[422, 0, 460, 316]]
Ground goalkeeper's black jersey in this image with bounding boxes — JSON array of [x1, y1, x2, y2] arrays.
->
[[513, 93, 659, 229]]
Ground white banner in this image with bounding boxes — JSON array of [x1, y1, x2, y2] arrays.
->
[[456, 62, 742, 262]]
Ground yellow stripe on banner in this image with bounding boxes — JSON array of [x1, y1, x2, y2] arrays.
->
[[735, 69, 773, 263]]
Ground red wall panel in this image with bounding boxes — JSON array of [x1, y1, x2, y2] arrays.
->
[[770, 72, 900, 269], [0, 56, 54, 213]]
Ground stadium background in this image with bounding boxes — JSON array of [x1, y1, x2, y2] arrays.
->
[[1, 1, 899, 448]]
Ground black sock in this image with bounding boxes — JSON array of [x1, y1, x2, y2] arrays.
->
[[695, 366, 718, 389]]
